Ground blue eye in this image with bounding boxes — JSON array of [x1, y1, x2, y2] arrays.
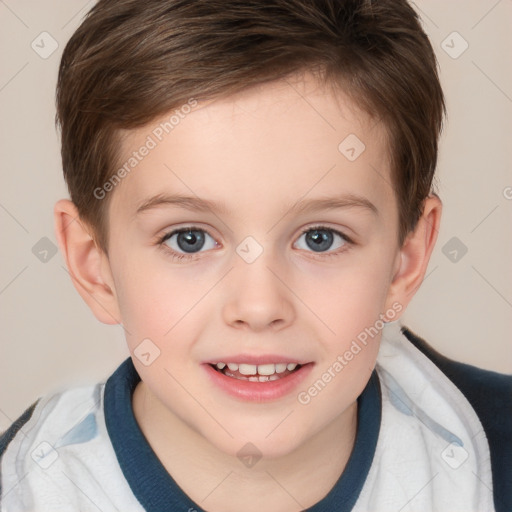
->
[[294, 226, 350, 254], [161, 228, 217, 256], [158, 225, 352, 262]]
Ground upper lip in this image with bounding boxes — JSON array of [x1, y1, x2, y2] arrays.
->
[[204, 354, 312, 365]]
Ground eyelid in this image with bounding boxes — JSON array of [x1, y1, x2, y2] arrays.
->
[[157, 223, 354, 262], [157, 223, 217, 242], [297, 224, 353, 243], [157, 225, 219, 262], [292, 225, 353, 259], [157, 223, 352, 244], [158, 226, 219, 248]]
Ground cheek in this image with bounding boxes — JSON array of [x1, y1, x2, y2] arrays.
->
[[294, 263, 388, 425], [113, 254, 219, 352], [300, 254, 394, 341], [111, 257, 176, 339]]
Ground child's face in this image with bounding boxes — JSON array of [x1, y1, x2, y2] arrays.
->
[[105, 73, 403, 457]]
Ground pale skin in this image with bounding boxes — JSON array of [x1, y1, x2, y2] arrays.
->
[[54, 72, 441, 512]]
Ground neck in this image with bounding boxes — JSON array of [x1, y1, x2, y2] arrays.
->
[[132, 381, 357, 512]]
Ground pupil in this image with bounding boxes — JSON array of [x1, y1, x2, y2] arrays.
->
[[306, 230, 333, 252], [177, 230, 205, 253]]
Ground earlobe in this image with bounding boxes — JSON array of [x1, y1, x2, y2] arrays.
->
[[53, 199, 122, 325], [385, 195, 442, 314]]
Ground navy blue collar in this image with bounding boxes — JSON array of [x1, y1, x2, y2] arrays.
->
[[104, 358, 381, 511]]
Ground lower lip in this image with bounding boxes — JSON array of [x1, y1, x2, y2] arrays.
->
[[203, 363, 314, 402]]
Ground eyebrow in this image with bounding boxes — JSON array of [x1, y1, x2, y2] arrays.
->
[[135, 193, 378, 217]]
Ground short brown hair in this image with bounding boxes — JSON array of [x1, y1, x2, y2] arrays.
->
[[56, 0, 445, 253]]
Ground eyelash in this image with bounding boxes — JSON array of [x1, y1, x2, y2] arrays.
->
[[157, 225, 353, 262]]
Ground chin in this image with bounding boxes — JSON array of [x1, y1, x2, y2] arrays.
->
[[207, 425, 307, 462]]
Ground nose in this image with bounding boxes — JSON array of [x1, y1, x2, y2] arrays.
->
[[221, 253, 295, 333]]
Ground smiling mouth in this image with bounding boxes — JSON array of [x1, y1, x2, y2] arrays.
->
[[209, 362, 304, 382]]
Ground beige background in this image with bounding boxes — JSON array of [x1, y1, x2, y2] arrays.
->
[[1, 0, 511, 427]]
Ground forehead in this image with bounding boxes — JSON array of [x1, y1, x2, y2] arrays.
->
[[110, 73, 394, 223]]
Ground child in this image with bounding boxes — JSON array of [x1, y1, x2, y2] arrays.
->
[[1, 0, 510, 511]]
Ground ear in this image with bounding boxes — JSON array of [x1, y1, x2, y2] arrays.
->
[[384, 194, 442, 318], [54, 199, 121, 325]]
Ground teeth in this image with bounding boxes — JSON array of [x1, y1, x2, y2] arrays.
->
[[275, 363, 287, 374], [214, 361, 302, 376], [257, 363, 276, 376], [239, 364, 257, 376], [256, 374, 282, 382]]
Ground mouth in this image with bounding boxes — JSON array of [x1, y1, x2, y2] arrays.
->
[[209, 361, 303, 382], [203, 358, 314, 402]]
